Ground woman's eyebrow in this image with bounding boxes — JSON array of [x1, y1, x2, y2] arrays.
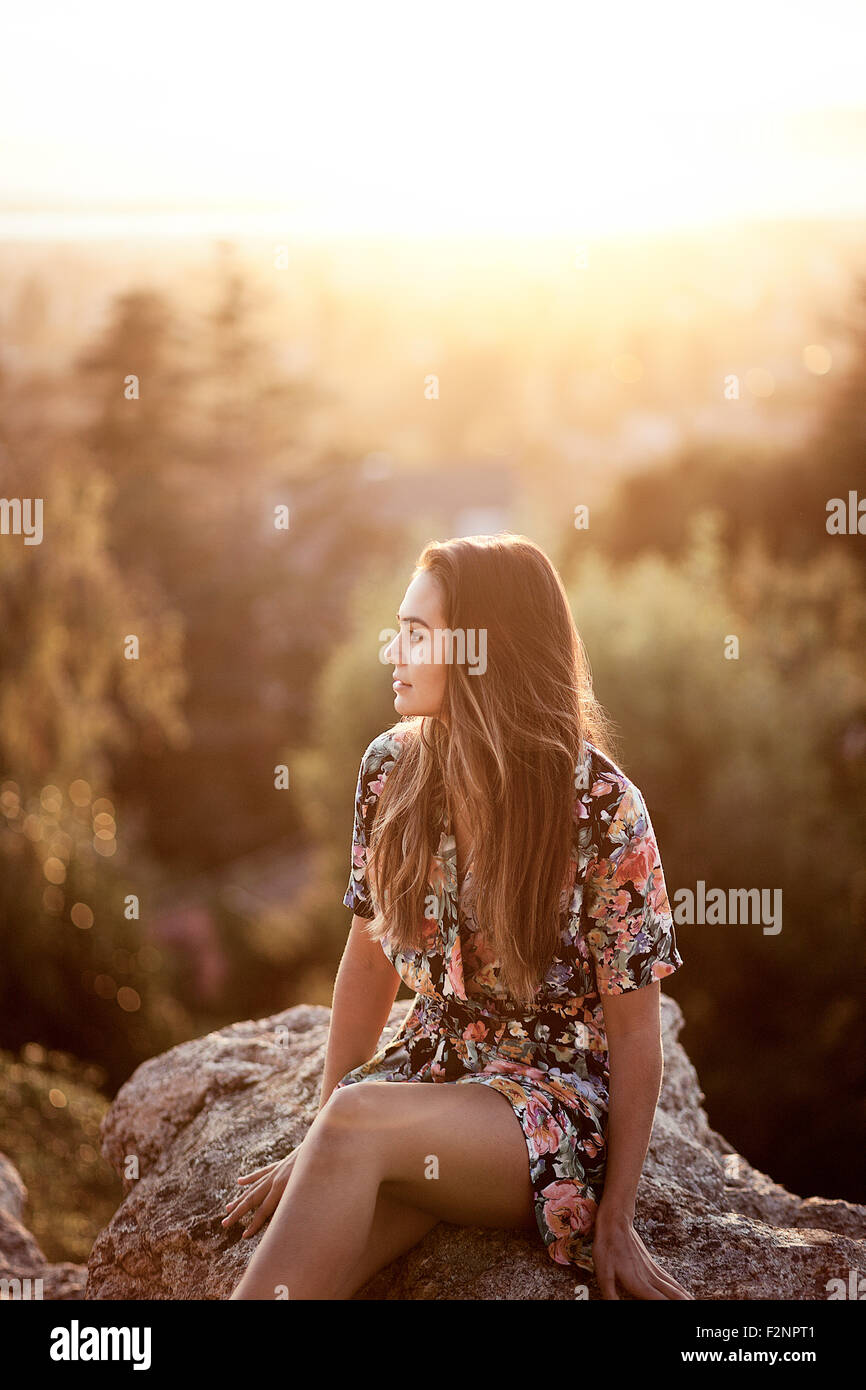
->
[[396, 611, 431, 628]]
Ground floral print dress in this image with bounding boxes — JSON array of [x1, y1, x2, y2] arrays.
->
[[337, 727, 683, 1272]]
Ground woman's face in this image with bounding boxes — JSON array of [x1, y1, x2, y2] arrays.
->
[[383, 571, 449, 719]]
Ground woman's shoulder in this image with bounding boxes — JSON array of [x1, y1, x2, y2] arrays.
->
[[579, 739, 653, 835], [358, 723, 413, 782], [580, 739, 628, 788]]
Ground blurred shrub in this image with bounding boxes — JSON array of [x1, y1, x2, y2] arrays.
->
[[0, 1043, 122, 1265], [0, 458, 193, 1083], [0, 776, 193, 1088]]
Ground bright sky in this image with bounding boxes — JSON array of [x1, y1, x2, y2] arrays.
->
[[2, 0, 866, 237]]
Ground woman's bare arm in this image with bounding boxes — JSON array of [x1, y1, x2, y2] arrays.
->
[[317, 914, 402, 1110], [590, 982, 691, 1297], [222, 917, 400, 1236], [598, 981, 664, 1218]]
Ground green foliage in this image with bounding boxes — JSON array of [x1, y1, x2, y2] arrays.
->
[[0, 462, 189, 787], [0, 454, 195, 1085], [0, 1044, 121, 1265], [0, 775, 193, 1087]]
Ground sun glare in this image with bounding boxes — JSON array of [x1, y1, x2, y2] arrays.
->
[[1, 0, 865, 240]]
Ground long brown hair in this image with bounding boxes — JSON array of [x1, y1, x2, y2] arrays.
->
[[364, 534, 618, 1009]]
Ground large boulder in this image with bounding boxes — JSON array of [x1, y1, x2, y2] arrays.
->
[[0, 1153, 87, 1301], [85, 997, 866, 1300]]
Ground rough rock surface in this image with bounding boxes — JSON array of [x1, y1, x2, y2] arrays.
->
[[0, 1152, 88, 1300], [85, 996, 866, 1300]]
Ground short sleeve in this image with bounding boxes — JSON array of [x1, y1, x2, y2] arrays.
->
[[582, 780, 683, 995], [342, 731, 404, 919]]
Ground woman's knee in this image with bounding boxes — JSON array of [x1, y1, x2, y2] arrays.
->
[[312, 1082, 391, 1154]]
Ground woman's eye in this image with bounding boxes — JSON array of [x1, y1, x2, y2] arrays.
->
[[409, 629, 424, 643]]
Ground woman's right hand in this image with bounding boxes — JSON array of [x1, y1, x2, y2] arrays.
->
[[220, 1147, 301, 1240]]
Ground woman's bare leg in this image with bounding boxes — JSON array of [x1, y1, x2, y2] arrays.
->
[[230, 1080, 536, 1300], [341, 1187, 439, 1296]]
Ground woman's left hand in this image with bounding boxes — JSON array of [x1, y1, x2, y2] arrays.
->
[[221, 1149, 300, 1240], [592, 1205, 694, 1299]]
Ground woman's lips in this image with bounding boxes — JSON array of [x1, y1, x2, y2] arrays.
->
[[392, 679, 412, 690]]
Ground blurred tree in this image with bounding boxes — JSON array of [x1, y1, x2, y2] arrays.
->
[[0, 449, 192, 1083], [570, 271, 866, 582], [8, 274, 49, 350], [76, 287, 193, 582], [72, 246, 346, 864], [817, 271, 866, 459]]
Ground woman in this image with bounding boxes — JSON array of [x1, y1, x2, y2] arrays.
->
[[224, 533, 691, 1300]]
